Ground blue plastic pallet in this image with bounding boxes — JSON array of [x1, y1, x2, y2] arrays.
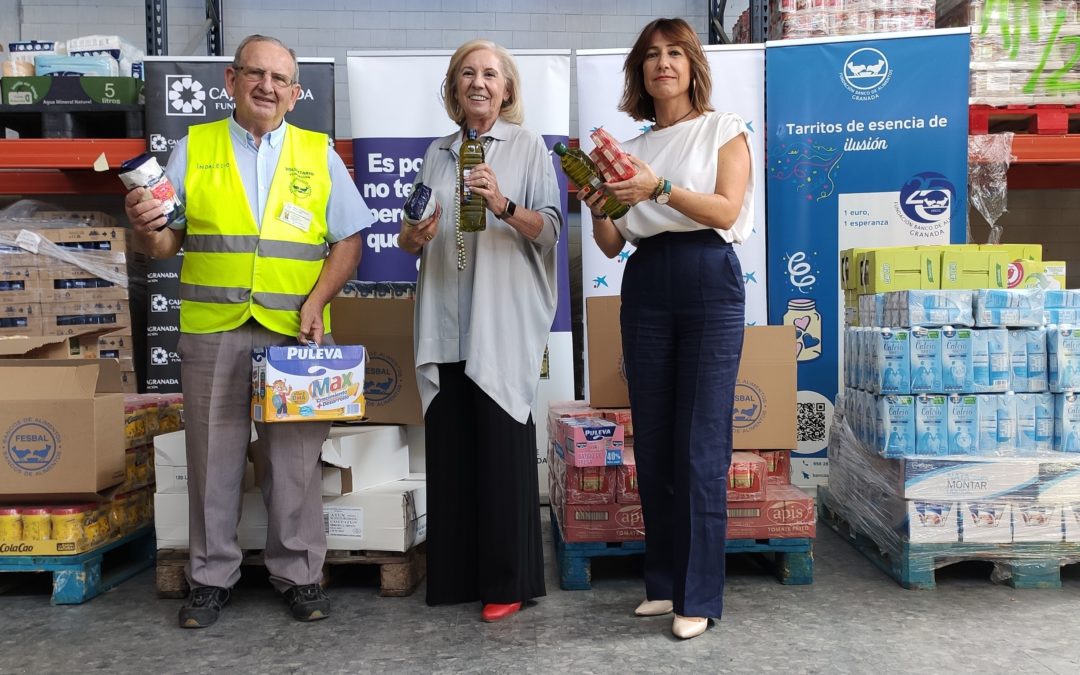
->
[[0, 526, 155, 604], [819, 488, 1080, 590], [550, 507, 813, 590]]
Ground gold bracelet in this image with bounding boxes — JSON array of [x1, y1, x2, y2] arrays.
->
[[650, 177, 665, 200]]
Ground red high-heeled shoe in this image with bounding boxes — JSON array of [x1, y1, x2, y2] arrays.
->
[[481, 602, 522, 622]]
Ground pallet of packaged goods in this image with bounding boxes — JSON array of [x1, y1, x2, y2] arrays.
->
[[155, 544, 426, 599], [153, 426, 425, 598], [820, 489, 1080, 590], [0, 525, 154, 604], [550, 506, 813, 591], [941, 0, 1080, 107]]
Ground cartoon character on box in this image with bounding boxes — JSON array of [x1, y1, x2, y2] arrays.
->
[[271, 379, 292, 418]]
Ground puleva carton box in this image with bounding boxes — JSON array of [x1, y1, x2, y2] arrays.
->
[[0, 359, 125, 499], [251, 344, 366, 423], [329, 296, 424, 425], [586, 295, 796, 449]]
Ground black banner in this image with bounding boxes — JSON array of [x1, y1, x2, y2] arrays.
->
[[139, 57, 336, 392]]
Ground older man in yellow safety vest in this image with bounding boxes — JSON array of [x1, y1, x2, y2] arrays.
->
[[125, 34, 374, 629]]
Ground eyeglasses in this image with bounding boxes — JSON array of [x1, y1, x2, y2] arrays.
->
[[233, 65, 296, 89]]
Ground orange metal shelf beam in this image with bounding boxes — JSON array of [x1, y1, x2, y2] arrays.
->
[[4, 133, 1080, 195], [0, 139, 146, 169]]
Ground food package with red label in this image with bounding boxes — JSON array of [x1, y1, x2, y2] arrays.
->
[[588, 127, 637, 183], [728, 451, 767, 502]]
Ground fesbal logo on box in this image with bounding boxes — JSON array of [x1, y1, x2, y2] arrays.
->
[[4, 418, 61, 476], [733, 380, 766, 432]]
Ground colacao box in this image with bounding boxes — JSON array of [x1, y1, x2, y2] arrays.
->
[[728, 451, 767, 502], [725, 483, 816, 540], [0, 360, 125, 500], [251, 344, 366, 423], [554, 417, 624, 467], [940, 250, 1008, 290], [959, 501, 1012, 543], [905, 500, 960, 543], [320, 425, 409, 497], [1, 76, 142, 106]]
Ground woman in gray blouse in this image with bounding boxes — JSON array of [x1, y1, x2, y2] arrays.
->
[[397, 40, 562, 623]]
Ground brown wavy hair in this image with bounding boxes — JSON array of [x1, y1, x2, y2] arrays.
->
[[618, 18, 714, 123]]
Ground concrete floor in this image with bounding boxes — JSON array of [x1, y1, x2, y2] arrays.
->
[[2, 511, 1080, 675]]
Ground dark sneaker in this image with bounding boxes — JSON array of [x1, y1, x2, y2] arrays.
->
[[283, 584, 331, 622], [178, 586, 230, 629]]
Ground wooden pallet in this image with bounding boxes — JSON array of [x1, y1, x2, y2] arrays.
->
[[155, 543, 426, 598], [819, 489, 1080, 590], [969, 104, 1080, 135], [0, 526, 155, 605], [550, 506, 813, 590]]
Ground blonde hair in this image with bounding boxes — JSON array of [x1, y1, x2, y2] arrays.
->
[[443, 40, 524, 127], [618, 18, 714, 123]]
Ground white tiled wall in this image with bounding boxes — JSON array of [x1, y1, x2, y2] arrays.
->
[[8, 0, 749, 136]]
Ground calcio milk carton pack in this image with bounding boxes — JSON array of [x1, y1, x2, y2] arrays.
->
[[1056, 392, 1080, 452], [940, 327, 973, 393], [251, 345, 367, 422], [1015, 393, 1053, 455], [972, 328, 1010, 393], [915, 394, 947, 456], [877, 395, 914, 458], [947, 394, 978, 455], [909, 327, 942, 394], [1048, 326, 1080, 393], [874, 328, 910, 395]]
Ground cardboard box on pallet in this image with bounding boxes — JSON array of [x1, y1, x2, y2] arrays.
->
[[0, 306, 41, 337], [554, 417, 624, 467], [320, 425, 410, 497], [552, 481, 646, 543], [329, 296, 423, 425], [586, 297, 796, 450], [40, 299, 130, 336], [0, 267, 39, 303], [749, 449, 791, 485], [0, 359, 125, 500], [616, 445, 639, 504], [36, 263, 129, 303], [547, 442, 617, 504], [725, 484, 816, 540], [728, 452, 767, 502]]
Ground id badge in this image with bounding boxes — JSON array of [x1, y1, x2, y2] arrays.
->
[[279, 202, 313, 232]]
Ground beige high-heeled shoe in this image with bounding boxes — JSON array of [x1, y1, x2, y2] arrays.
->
[[634, 599, 674, 616], [672, 614, 708, 639]]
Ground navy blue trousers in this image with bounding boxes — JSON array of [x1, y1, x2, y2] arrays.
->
[[620, 229, 745, 619]]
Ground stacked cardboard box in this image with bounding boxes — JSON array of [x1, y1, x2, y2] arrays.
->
[[153, 425, 426, 553], [0, 364, 166, 556]]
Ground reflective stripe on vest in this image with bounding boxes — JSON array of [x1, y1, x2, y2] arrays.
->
[[181, 119, 332, 335]]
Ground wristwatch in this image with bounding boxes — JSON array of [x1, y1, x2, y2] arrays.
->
[[497, 197, 517, 220], [654, 178, 672, 205]]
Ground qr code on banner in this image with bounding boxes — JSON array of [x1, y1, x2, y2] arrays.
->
[[797, 402, 827, 443]]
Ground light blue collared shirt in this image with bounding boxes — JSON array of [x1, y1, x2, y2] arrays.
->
[[164, 115, 372, 243]]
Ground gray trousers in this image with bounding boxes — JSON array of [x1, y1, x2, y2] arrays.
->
[[178, 322, 330, 592]]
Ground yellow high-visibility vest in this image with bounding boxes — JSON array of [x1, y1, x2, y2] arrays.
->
[[180, 119, 331, 336]]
